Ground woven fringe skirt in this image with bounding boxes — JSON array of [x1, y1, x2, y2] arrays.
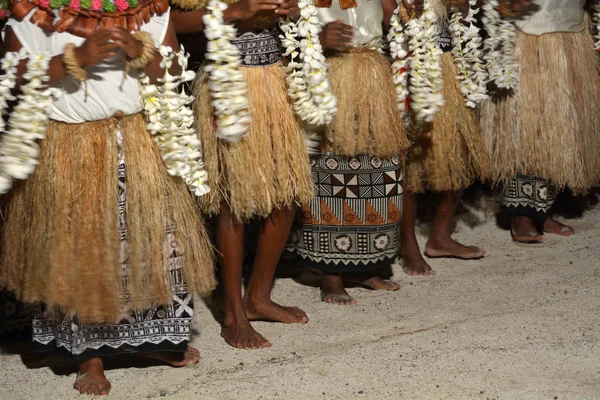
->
[[405, 52, 491, 193], [322, 48, 410, 157], [0, 114, 216, 327], [194, 64, 314, 222], [479, 28, 600, 194]]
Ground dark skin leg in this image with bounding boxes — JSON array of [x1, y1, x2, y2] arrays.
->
[[320, 274, 357, 305], [425, 190, 485, 259], [400, 188, 436, 276], [217, 203, 271, 350], [74, 358, 111, 396], [244, 206, 309, 324]]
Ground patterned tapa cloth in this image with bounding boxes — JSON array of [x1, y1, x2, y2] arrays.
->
[[291, 155, 403, 272], [501, 173, 557, 221]]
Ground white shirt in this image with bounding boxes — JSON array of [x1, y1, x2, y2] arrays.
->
[[515, 0, 586, 35], [316, 0, 383, 48], [5, 8, 170, 123]]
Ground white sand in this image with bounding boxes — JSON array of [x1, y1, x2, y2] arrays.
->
[[1, 194, 599, 400]]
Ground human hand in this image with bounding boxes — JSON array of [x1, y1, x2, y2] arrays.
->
[[228, 0, 285, 20], [110, 27, 145, 59], [275, 0, 298, 17], [446, 0, 469, 17], [319, 20, 354, 50], [74, 29, 118, 68]]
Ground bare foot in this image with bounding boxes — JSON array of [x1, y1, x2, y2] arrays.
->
[[141, 346, 201, 367], [74, 358, 111, 396], [400, 247, 436, 276], [511, 216, 543, 243], [543, 217, 575, 236], [320, 274, 357, 305], [244, 298, 309, 324], [425, 237, 485, 259], [343, 275, 400, 291], [221, 319, 272, 350]]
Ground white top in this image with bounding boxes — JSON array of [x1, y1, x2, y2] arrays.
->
[[316, 0, 383, 48], [515, 0, 586, 35], [5, 8, 170, 123]]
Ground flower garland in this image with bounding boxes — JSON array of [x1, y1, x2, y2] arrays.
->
[[482, 0, 518, 89], [280, 0, 337, 126], [0, 0, 9, 18], [387, 6, 410, 118], [202, 0, 250, 143], [448, 0, 488, 108], [404, 0, 444, 122], [139, 46, 210, 197], [592, 4, 600, 51], [0, 53, 59, 194]]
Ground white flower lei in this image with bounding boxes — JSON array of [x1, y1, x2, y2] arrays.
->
[[482, 0, 518, 89], [592, 4, 600, 51], [203, 0, 251, 143], [404, 0, 444, 122], [0, 52, 58, 194], [388, 6, 410, 117], [280, 0, 337, 126], [139, 45, 210, 197], [449, 0, 488, 108]]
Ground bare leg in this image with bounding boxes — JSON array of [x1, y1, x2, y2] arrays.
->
[[320, 274, 357, 305], [543, 216, 575, 236], [217, 203, 270, 350], [425, 190, 485, 259], [74, 358, 111, 396], [511, 215, 543, 243], [400, 189, 436, 276], [244, 206, 309, 324]]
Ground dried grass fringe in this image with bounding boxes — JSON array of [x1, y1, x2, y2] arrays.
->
[[322, 48, 410, 158], [405, 52, 491, 193], [0, 114, 216, 324], [194, 64, 314, 222], [479, 29, 600, 194]]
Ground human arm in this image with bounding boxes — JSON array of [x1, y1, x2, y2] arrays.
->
[[4, 26, 117, 90], [170, 0, 291, 34], [318, 20, 354, 50]]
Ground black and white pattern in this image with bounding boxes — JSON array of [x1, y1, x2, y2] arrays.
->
[[231, 27, 283, 67], [32, 127, 193, 358], [291, 155, 403, 271], [502, 173, 557, 214], [436, 22, 452, 53]]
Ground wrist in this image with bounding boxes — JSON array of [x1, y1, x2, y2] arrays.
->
[[128, 40, 144, 60], [73, 46, 88, 69], [223, 4, 241, 22]]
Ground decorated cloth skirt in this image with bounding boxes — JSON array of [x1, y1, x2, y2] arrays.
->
[[290, 154, 403, 272], [0, 114, 216, 357], [405, 52, 491, 193], [194, 64, 314, 222], [480, 28, 600, 194]]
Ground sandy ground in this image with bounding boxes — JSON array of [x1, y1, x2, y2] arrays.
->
[[1, 190, 600, 400]]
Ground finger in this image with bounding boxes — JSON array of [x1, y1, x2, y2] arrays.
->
[[258, 3, 280, 10]]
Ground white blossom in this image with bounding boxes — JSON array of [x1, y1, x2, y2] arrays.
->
[[203, 0, 251, 143], [139, 46, 210, 197], [482, 0, 518, 89]]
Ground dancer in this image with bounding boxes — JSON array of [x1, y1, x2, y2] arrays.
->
[[172, 1, 312, 349], [290, 0, 410, 305], [399, 0, 491, 276], [480, 0, 600, 243], [0, 0, 216, 394]]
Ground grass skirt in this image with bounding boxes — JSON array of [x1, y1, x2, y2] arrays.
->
[[405, 52, 491, 193], [323, 48, 410, 158], [194, 64, 314, 222], [479, 28, 600, 194], [0, 114, 216, 324]]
